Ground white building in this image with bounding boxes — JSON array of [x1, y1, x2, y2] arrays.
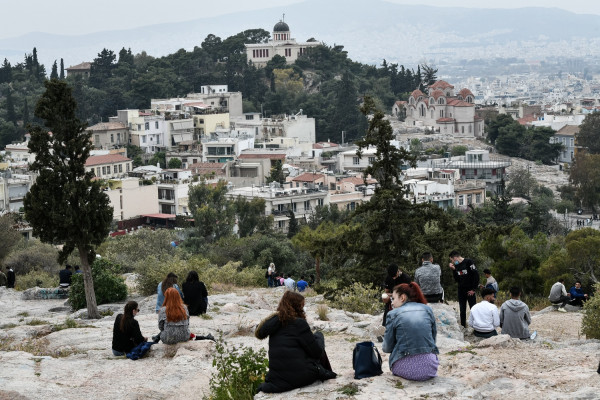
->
[[112, 110, 165, 154], [105, 178, 159, 221], [85, 154, 133, 179], [245, 19, 322, 68]]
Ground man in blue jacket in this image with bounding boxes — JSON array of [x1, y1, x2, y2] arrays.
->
[[569, 281, 588, 307]]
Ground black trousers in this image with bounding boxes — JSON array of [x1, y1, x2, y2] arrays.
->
[[458, 290, 477, 328]]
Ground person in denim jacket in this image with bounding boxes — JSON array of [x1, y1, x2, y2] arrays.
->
[[382, 282, 439, 381]]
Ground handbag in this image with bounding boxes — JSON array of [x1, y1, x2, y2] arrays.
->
[[352, 341, 383, 379]]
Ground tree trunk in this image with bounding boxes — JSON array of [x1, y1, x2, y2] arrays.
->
[[315, 256, 321, 284], [78, 245, 100, 319]]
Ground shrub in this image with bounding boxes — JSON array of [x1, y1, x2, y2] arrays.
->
[[317, 304, 329, 321], [14, 270, 59, 290], [582, 283, 600, 339], [330, 281, 381, 315], [4, 240, 61, 275], [135, 256, 264, 296], [69, 259, 128, 311], [206, 339, 268, 400]]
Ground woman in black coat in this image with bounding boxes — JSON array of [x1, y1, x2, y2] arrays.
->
[[112, 301, 147, 356], [182, 271, 208, 316], [255, 291, 336, 393]]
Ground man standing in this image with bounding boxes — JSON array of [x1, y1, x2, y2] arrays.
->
[[499, 286, 533, 340], [414, 252, 443, 303], [548, 278, 570, 312], [468, 288, 500, 338], [448, 250, 480, 328], [6, 266, 15, 288], [59, 265, 73, 288], [569, 281, 588, 307]]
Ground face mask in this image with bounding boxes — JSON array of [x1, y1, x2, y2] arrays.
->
[[454, 260, 459, 265]]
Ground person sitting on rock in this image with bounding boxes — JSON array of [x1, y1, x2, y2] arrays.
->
[[569, 281, 588, 307], [155, 272, 183, 313], [283, 274, 296, 291], [59, 265, 73, 288], [468, 288, 500, 338], [255, 291, 336, 393], [296, 276, 309, 292], [182, 270, 208, 316], [382, 282, 439, 381], [548, 278, 570, 312], [499, 286, 533, 340], [157, 287, 191, 344], [112, 301, 147, 356]]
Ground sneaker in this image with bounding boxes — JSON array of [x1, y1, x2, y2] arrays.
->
[[557, 307, 567, 313], [529, 331, 537, 340]]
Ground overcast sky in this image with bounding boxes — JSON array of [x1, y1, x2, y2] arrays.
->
[[1, 0, 599, 40]]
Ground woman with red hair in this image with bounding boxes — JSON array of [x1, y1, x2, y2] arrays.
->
[[157, 287, 190, 344], [382, 282, 439, 381], [255, 291, 336, 393]]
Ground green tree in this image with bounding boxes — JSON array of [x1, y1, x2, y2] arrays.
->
[[569, 153, 600, 212], [495, 122, 526, 157], [167, 157, 182, 169], [487, 114, 515, 145], [266, 160, 285, 184], [23, 79, 113, 319], [287, 210, 299, 238], [60, 58, 65, 80], [4, 87, 17, 124], [50, 60, 59, 80], [577, 113, 600, 154], [420, 63, 438, 92], [0, 213, 22, 262], [507, 166, 537, 199], [188, 180, 235, 244], [90, 48, 116, 87], [233, 197, 272, 238]]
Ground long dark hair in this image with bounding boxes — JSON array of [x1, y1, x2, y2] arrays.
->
[[393, 282, 428, 304], [162, 272, 178, 294], [120, 301, 138, 332], [185, 270, 199, 284], [277, 291, 306, 324]]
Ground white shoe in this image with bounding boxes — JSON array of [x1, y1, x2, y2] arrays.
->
[[557, 307, 567, 313]]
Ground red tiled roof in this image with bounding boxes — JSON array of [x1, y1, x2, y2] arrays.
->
[[430, 80, 454, 90], [313, 142, 339, 149], [87, 122, 127, 131], [238, 153, 286, 160], [429, 90, 445, 100], [436, 117, 455, 123], [85, 154, 131, 167], [411, 89, 424, 98], [189, 162, 227, 175], [446, 99, 473, 107], [459, 88, 473, 98], [292, 172, 325, 182], [394, 100, 407, 106], [141, 213, 176, 219], [517, 115, 537, 125], [339, 176, 377, 185], [556, 125, 578, 136]]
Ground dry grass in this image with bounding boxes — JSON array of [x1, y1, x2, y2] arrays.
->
[[317, 304, 329, 321], [0, 337, 80, 358]]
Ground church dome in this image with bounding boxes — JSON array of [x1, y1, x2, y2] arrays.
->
[[274, 21, 290, 32]]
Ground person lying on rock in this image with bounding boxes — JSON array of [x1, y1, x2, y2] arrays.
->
[[155, 287, 215, 344], [255, 291, 336, 393], [382, 282, 439, 381], [112, 301, 147, 356]]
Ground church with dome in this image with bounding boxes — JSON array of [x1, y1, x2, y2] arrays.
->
[[245, 17, 322, 67], [401, 80, 484, 138]]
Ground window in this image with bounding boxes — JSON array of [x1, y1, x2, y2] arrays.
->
[[119, 164, 122, 173], [461, 126, 464, 134], [304, 200, 311, 211], [368, 157, 375, 165], [476, 194, 481, 203], [440, 110, 444, 118], [102, 166, 107, 175], [346, 202, 356, 211], [96, 167, 100, 176], [353, 157, 360, 165], [458, 195, 464, 206], [467, 194, 472, 205], [142, 136, 147, 144], [95, 135, 100, 145], [155, 121, 159, 129], [278, 220, 285, 229], [145, 122, 149, 130], [117, 133, 121, 143], [126, 164, 130, 172], [137, 124, 141, 131], [113, 165, 118, 173], [245, 115, 254, 120], [570, 138, 574, 147], [317, 199, 324, 207]]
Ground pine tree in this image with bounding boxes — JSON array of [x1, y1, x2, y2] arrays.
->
[[0, 58, 11, 83], [50, 60, 58, 79], [287, 210, 299, 238], [24, 80, 113, 319]]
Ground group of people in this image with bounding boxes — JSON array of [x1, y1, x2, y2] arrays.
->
[[265, 263, 311, 292], [548, 278, 589, 311], [111, 271, 213, 356], [0, 266, 16, 288], [58, 264, 82, 288]]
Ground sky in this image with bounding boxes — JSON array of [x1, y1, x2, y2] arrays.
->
[[2, 0, 600, 40]]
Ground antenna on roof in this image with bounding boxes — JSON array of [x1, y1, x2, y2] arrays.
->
[[282, 13, 285, 22]]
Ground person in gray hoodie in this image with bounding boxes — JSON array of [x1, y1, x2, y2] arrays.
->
[[499, 286, 532, 340], [414, 252, 443, 303]]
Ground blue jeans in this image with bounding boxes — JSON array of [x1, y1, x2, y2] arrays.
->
[[267, 276, 274, 287]]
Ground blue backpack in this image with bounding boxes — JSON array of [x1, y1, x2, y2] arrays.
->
[[352, 341, 383, 379]]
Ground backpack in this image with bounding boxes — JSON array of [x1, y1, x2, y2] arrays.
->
[[352, 341, 383, 379]]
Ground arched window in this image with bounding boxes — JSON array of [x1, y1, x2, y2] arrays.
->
[[440, 110, 444, 118], [439, 98, 444, 105], [420, 104, 425, 117]]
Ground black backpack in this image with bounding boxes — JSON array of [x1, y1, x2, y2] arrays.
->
[[352, 341, 383, 379]]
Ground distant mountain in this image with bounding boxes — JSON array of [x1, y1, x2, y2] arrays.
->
[[2, 0, 600, 72]]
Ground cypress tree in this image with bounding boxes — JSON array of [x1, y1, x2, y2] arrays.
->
[[60, 58, 65, 79]]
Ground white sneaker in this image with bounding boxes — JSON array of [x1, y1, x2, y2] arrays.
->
[[557, 307, 567, 313], [530, 331, 537, 340]]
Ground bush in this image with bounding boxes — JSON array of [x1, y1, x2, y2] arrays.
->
[[330, 281, 381, 315], [69, 259, 128, 311], [134, 256, 264, 296], [4, 240, 61, 275], [14, 270, 59, 290], [206, 339, 268, 400], [582, 283, 600, 339]]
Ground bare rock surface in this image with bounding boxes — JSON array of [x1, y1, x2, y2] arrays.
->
[[1, 285, 599, 399]]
